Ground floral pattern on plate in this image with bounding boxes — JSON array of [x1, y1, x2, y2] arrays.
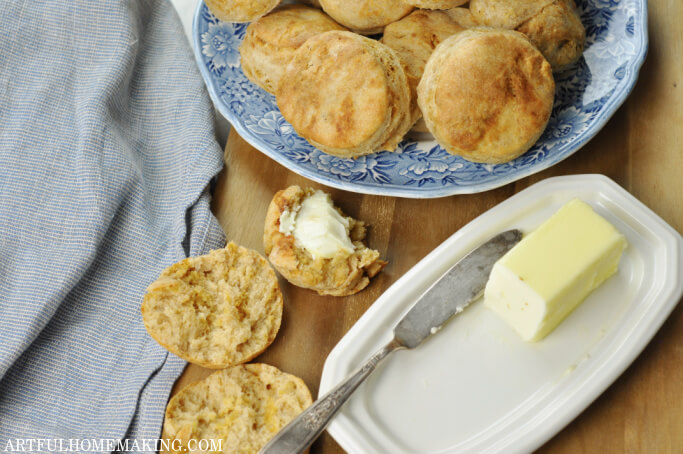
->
[[192, 0, 647, 197]]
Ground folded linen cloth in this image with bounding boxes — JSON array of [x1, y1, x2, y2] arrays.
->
[[0, 0, 225, 448]]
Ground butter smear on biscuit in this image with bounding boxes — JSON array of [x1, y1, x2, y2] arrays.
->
[[484, 199, 627, 341], [279, 190, 354, 259]]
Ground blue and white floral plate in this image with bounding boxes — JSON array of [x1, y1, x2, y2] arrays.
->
[[192, 0, 647, 198]]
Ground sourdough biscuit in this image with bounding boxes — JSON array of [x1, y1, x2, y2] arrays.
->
[[318, 0, 413, 35], [418, 29, 555, 164], [444, 7, 481, 28], [405, 0, 468, 9], [142, 243, 282, 369], [239, 5, 346, 94], [204, 0, 280, 23], [517, 0, 585, 72], [469, 0, 554, 29], [382, 10, 464, 130], [277, 31, 412, 157], [164, 364, 312, 454], [264, 186, 386, 296]]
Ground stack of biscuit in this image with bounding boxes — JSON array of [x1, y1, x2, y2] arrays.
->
[[469, 0, 585, 72], [239, 5, 347, 94], [207, 0, 585, 163]]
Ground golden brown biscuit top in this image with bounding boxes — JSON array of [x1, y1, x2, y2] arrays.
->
[[517, 0, 586, 72], [432, 30, 554, 156], [205, 0, 280, 23], [248, 5, 346, 50], [382, 10, 464, 81], [278, 31, 389, 150], [319, 0, 413, 33], [444, 7, 481, 28], [470, 0, 555, 29]]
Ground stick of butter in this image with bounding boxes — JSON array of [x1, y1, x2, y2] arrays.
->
[[484, 199, 627, 341]]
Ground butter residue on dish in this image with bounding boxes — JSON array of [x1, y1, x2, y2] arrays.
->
[[484, 199, 627, 341], [264, 185, 387, 296]]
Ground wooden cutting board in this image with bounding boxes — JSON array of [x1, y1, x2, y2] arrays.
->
[[170, 0, 682, 451]]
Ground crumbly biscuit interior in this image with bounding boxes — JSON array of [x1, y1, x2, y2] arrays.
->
[[165, 364, 312, 454], [143, 243, 281, 367]]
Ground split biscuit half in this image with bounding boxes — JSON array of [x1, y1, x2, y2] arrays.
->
[[142, 242, 283, 369], [164, 364, 312, 454]]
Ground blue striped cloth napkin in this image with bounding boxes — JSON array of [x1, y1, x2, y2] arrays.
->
[[0, 0, 225, 448]]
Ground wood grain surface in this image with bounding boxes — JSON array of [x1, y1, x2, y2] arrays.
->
[[169, 1, 682, 452]]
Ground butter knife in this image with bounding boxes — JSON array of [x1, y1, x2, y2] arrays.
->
[[259, 229, 523, 454]]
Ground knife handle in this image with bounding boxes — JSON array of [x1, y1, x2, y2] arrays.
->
[[259, 338, 403, 454]]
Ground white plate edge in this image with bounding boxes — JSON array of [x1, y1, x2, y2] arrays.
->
[[320, 174, 683, 454]]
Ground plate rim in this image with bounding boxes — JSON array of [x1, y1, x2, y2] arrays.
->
[[319, 173, 682, 453], [192, 1, 649, 198]]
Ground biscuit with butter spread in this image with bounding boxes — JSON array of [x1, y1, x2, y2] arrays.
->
[[239, 5, 347, 94], [264, 186, 386, 296], [141, 243, 282, 368], [417, 29, 555, 163], [204, 0, 280, 23], [164, 364, 312, 454], [277, 31, 412, 157]]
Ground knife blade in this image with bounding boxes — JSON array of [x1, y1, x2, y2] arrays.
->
[[259, 229, 523, 454], [394, 228, 523, 348]]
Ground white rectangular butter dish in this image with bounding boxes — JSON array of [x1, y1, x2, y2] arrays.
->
[[319, 174, 683, 454]]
